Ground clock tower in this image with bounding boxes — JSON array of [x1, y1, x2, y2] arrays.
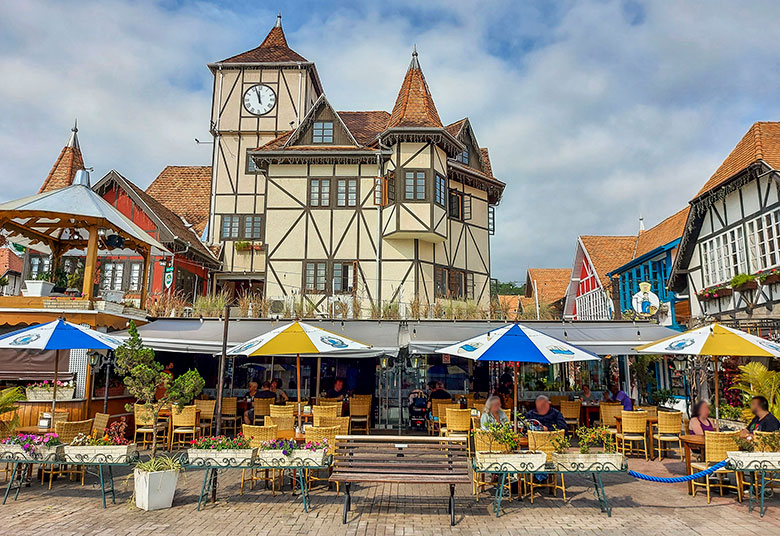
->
[[207, 14, 323, 285]]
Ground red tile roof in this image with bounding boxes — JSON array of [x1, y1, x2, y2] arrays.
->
[[525, 268, 571, 303], [580, 235, 637, 288], [145, 166, 212, 236], [480, 148, 493, 177], [218, 19, 307, 64], [0, 248, 23, 275], [696, 122, 780, 197], [39, 128, 84, 193], [386, 51, 442, 129], [634, 206, 690, 258], [339, 111, 390, 145], [445, 119, 466, 138]]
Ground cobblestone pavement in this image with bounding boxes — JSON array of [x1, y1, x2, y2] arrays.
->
[[1, 457, 778, 535]]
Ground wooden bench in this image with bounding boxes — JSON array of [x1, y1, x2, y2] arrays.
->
[[329, 435, 470, 525]]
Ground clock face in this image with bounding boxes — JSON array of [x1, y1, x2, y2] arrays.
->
[[243, 84, 276, 115]]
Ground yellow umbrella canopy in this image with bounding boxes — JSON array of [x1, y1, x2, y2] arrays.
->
[[635, 323, 780, 357]]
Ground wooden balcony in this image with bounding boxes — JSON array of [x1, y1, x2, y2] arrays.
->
[[0, 295, 148, 329]]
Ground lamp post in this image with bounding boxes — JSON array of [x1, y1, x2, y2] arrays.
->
[[89, 350, 117, 414]]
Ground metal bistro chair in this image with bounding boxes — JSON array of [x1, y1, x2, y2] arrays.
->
[[133, 404, 168, 449], [194, 399, 216, 435], [654, 411, 683, 460], [616, 410, 649, 460], [92, 412, 110, 437], [312, 404, 339, 426], [349, 397, 372, 434], [527, 430, 567, 502], [560, 400, 582, 431], [220, 397, 241, 436], [252, 398, 273, 425], [171, 406, 200, 449], [44, 419, 93, 489], [691, 431, 745, 504], [240, 424, 279, 495], [472, 430, 513, 500]]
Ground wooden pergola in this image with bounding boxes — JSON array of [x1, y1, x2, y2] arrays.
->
[[0, 184, 170, 304]]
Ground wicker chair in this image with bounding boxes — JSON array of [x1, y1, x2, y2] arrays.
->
[[270, 404, 294, 418], [349, 397, 372, 434], [312, 405, 339, 426], [616, 410, 648, 460], [691, 431, 744, 503], [527, 430, 567, 502], [39, 410, 69, 427], [654, 411, 683, 460], [472, 430, 513, 500], [317, 397, 342, 407], [252, 398, 273, 425], [550, 395, 569, 406], [220, 397, 241, 436], [599, 403, 623, 433], [560, 400, 582, 431], [92, 412, 110, 436], [436, 403, 461, 436], [637, 405, 658, 419], [319, 415, 350, 435], [305, 425, 340, 492], [171, 406, 200, 449], [44, 419, 93, 489], [266, 415, 295, 437], [428, 399, 451, 435], [133, 404, 168, 449], [351, 394, 373, 403], [240, 424, 279, 494], [194, 399, 216, 435]]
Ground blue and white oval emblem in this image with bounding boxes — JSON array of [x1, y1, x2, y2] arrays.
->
[[321, 336, 347, 349], [666, 338, 695, 351], [10, 333, 40, 346]]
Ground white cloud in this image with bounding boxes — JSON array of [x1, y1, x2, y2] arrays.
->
[[2, 0, 780, 282]]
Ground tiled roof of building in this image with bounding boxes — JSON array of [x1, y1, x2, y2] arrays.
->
[[445, 119, 466, 138], [218, 15, 307, 64], [480, 148, 493, 177], [386, 49, 442, 129], [145, 166, 211, 236], [0, 248, 23, 275], [338, 111, 391, 145], [696, 122, 780, 198], [634, 206, 690, 258], [525, 268, 571, 303], [497, 295, 521, 320], [580, 235, 637, 288], [39, 125, 84, 193]]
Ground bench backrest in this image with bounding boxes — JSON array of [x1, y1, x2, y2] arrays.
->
[[333, 435, 469, 478]]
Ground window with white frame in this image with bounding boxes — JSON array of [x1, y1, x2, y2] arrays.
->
[[336, 179, 358, 207], [305, 262, 326, 292], [101, 262, 124, 291], [313, 121, 333, 143], [575, 289, 612, 320], [700, 227, 747, 287], [747, 209, 780, 272], [129, 262, 143, 291]]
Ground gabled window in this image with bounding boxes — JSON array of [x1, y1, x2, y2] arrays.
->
[[405, 171, 426, 200], [457, 147, 469, 165], [434, 174, 447, 206], [313, 121, 333, 143], [309, 178, 331, 207]]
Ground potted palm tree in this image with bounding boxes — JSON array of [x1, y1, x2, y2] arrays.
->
[[114, 321, 205, 511]]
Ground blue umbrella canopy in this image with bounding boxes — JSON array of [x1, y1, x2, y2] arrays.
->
[[0, 319, 121, 350]]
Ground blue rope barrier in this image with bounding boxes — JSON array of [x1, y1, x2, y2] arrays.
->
[[628, 459, 729, 483]]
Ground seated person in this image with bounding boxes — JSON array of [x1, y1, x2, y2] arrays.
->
[[688, 400, 715, 435], [480, 395, 508, 429], [580, 385, 597, 403], [427, 381, 452, 410], [326, 378, 347, 401], [740, 395, 780, 438], [270, 378, 289, 403], [610, 384, 633, 411], [525, 395, 568, 431], [243, 382, 259, 424], [602, 390, 612, 402]]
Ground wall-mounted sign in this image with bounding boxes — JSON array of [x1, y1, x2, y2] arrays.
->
[[164, 265, 174, 289], [631, 281, 660, 317]]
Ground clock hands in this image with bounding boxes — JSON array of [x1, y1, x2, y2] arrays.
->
[[255, 86, 263, 105]]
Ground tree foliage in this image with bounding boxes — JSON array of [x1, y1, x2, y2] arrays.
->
[[494, 280, 525, 296], [731, 361, 780, 419]]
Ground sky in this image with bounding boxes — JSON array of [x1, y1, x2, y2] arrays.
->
[[2, 0, 780, 282]]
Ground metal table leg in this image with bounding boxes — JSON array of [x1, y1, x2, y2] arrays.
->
[[196, 469, 212, 511], [297, 469, 309, 512], [2, 462, 20, 504], [492, 473, 506, 517], [108, 466, 116, 505], [98, 465, 107, 508], [759, 471, 766, 518], [592, 473, 612, 517]]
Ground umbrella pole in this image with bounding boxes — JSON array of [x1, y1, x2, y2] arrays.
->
[[296, 353, 302, 433], [513, 362, 518, 432], [713, 356, 720, 420], [212, 304, 230, 503], [315, 356, 322, 404], [51, 349, 60, 419]]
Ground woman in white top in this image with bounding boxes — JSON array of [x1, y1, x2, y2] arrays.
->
[[480, 395, 509, 429]]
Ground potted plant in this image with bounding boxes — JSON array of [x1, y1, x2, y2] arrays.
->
[[697, 283, 733, 302], [187, 434, 256, 467], [290, 439, 329, 466], [255, 438, 329, 467], [473, 422, 547, 472], [729, 432, 780, 471], [63, 418, 136, 463], [252, 243, 264, 251], [234, 240, 252, 252], [133, 456, 182, 511], [114, 321, 205, 510], [758, 268, 780, 285], [1, 432, 63, 461], [22, 272, 55, 297], [731, 273, 758, 292], [25, 380, 75, 401], [551, 426, 625, 471]]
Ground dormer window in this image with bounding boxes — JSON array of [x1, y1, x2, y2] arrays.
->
[[457, 147, 469, 165], [313, 121, 333, 143]]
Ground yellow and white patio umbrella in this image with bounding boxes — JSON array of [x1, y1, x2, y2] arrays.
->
[[227, 321, 371, 431]]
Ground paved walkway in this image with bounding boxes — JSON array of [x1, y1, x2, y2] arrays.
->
[[1, 457, 777, 535]]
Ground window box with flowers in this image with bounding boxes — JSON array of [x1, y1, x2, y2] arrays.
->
[[730, 273, 758, 292], [256, 438, 329, 467], [697, 284, 733, 302], [0, 433, 63, 461], [758, 268, 780, 286], [63, 419, 136, 464], [187, 434, 256, 467], [728, 432, 780, 471], [25, 380, 75, 401], [550, 426, 626, 472], [473, 423, 547, 472]]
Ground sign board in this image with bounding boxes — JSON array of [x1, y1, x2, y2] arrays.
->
[[163, 265, 174, 289], [442, 354, 451, 364], [631, 281, 660, 317]]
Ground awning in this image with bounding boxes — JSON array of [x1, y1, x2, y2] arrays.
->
[[0, 349, 74, 381], [407, 321, 682, 356], [112, 318, 401, 358]]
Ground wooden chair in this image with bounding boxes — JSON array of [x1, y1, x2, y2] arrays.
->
[[220, 397, 241, 436], [349, 397, 372, 434], [194, 399, 216, 435], [312, 405, 339, 426], [92, 412, 110, 436], [319, 416, 350, 435], [436, 403, 460, 436], [560, 400, 582, 431], [654, 411, 683, 460], [527, 430, 567, 502], [44, 419, 93, 489], [240, 424, 279, 495], [133, 404, 167, 449], [171, 406, 200, 449], [266, 415, 295, 437], [270, 404, 294, 418], [691, 431, 744, 503], [616, 410, 648, 460], [599, 403, 623, 433], [252, 398, 273, 425]]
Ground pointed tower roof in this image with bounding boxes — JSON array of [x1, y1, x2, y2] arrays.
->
[[218, 13, 307, 64], [386, 47, 443, 129], [38, 120, 85, 194]]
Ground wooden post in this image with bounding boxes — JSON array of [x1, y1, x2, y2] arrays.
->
[[212, 304, 230, 503], [140, 248, 152, 310], [82, 225, 99, 300]]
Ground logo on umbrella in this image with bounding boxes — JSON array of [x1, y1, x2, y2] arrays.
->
[[97, 334, 121, 346], [10, 333, 40, 346], [758, 339, 780, 353], [459, 342, 482, 353], [321, 336, 347, 349], [666, 338, 695, 351], [547, 345, 574, 355], [229, 341, 257, 355]]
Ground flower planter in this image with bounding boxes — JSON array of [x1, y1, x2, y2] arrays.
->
[[63, 443, 136, 464], [475, 451, 547, 472], [727, 451, 780, 471], [761, 274, 780, 285], [22, 280, 54, 297], [734, 281, 758, 292], [0, 444, 64, 462], [93, 300, 124, 314], [187, 447, 257, 467], [134, 468, 179, 511], [551, 452, 625, 472], [255, 449, 328, 467], [289, 449, 328, 467], [25, 387, 74, 401], [699, 288, 732, 301]]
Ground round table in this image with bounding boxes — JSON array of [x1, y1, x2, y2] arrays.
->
[[680, 434, 706, 495]]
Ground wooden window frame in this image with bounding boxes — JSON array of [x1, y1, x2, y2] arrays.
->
[[449, 189, 463, 220], [336, 178, 359, 208], [434, 173, 447, 207], [333, 261, 357, 294], [304, 261, 327, 293], [309, 178, 331, 207], [220, 214, 241, 240], [404, 170, 427, 201], [313, 121, 334, 144], [220, 214, 263, 241]]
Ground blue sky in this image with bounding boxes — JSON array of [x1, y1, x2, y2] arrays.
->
[[2, 0, 780, 282]]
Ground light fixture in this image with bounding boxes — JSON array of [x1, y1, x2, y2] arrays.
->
[[88, 351, 101, 367], [672, 355, 687, 372]]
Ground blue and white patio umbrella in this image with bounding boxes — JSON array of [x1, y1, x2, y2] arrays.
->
[[0, 319, 122, 413]]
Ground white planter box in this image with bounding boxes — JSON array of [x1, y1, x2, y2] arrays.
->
[[94, 300, 124, 314], [23, 280, 54, 297], [551, 452, 625, 472], [134, 468, 179, 511], [0, 443, 64, 462], [288, 449, 328, 467], [255, 449, 328, 467], [25, 387, 74, 401], [475, 451, 548, 472], [728, 451, 780, 471], [64, 443, 137, 464], [102, 290, 125, 303], [187, 447, 256, 467]]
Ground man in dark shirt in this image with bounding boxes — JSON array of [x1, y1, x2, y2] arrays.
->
[[256, 381, 277, 399], [741, 395, 780, 437], [525, 395, 568, 431], [326, 378, 347, 400], [426, 381, 452, 410]]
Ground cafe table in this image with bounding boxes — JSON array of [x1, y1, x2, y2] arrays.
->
[[614, 414, 659, 459], [680, 434, 706, 495], [14, 425, 56, 434], [581, 403, 600, 427]]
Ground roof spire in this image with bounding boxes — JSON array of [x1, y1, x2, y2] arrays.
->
[[409, 44, 420, 69], [275, 11, 282, 28], [386, 47, 443, 129], [38, 121, 86, 193], [639, 215, 646, 233], [66, 118, 80, 150]]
